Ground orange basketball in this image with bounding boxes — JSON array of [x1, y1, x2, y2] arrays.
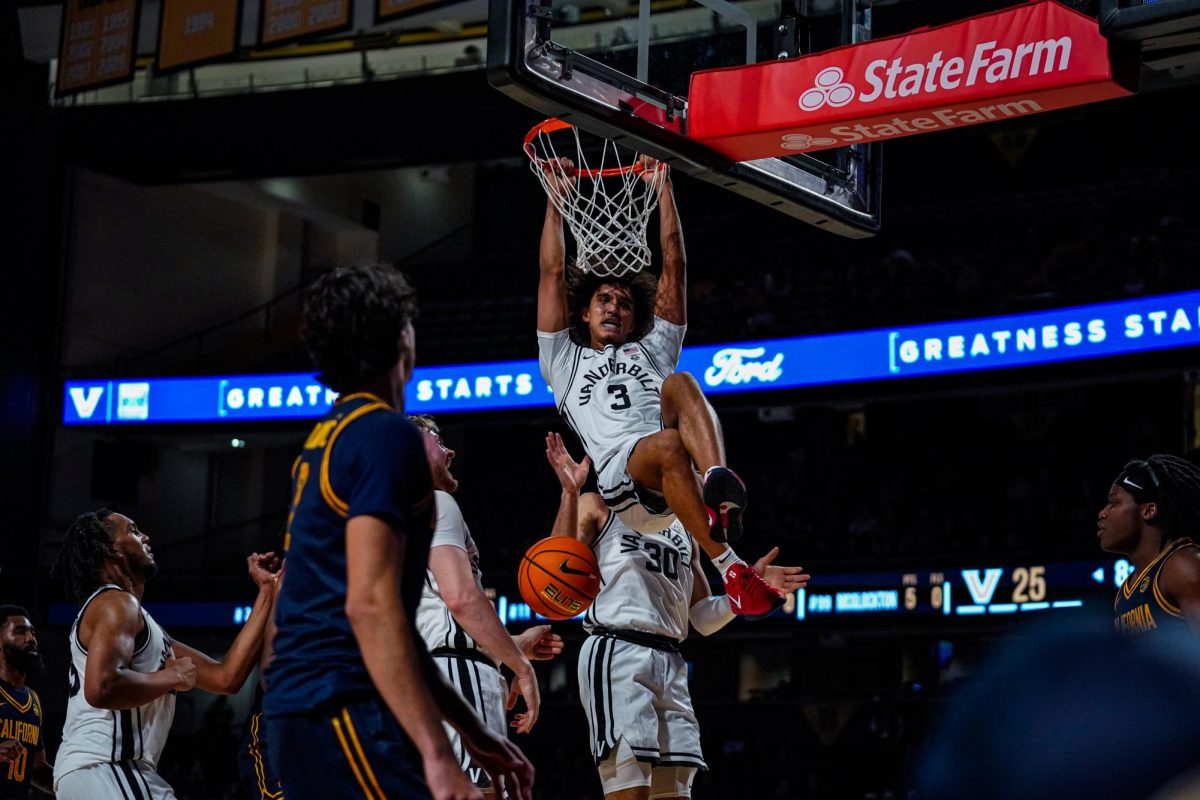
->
[[518, 536, 601, 620]]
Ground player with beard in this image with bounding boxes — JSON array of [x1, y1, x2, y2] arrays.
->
[[0, 606, 52, 798], [50, 510, 280, 799]]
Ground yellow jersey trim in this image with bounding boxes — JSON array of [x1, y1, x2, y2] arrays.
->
[[319, 402, 389, 517], [342, 708, 388, 800], [1121, 539, 1190, 601], [332, 715, 376, 800], [0, 684, 33, 714]]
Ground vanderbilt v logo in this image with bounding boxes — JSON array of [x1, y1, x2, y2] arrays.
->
[[69, 386, 104, 419], [961, 568, 1004, 605]]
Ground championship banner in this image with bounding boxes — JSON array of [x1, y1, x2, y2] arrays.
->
[[57, 0, 140, 95], [258, 0, 351, 47], [157, 0, 241, 72], [688, 0, 1134, 161], [376, 0, 454, 22]]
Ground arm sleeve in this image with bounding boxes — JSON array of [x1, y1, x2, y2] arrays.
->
[[639, 316, 687, 374], [431, 491, 469, 551], [689, 595, 735, 636], [537, 328, 576, 389]]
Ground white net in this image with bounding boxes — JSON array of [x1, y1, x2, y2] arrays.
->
[[525, 119, 668, 277]]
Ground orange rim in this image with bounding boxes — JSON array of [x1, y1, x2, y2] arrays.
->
[[524, 118, 663, 179]]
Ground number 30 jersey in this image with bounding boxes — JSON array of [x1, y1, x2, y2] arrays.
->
[[537, 317, 686, 478], [583, 512, 695, 642]]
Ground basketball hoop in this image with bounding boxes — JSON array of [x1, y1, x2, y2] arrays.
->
[[524, 118, 668, 277]]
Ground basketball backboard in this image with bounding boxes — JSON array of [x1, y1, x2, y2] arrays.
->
[[488, 0, 882, 237]]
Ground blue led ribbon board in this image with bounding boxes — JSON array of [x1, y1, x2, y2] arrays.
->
[[64, 290, 1200, 425]]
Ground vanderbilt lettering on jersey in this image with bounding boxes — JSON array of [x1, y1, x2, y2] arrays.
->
[[537, 318, 686, 478], [577, 356, 659, 407], [587, 515, 694, 642], [1114, 538, 1199, 634]]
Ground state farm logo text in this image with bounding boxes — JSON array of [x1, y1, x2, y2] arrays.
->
[[798, 37, 1073, 111]]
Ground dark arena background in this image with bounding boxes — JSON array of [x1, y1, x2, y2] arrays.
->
[[6, 0, 1200, 797]]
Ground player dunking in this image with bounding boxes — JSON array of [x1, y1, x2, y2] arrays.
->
[[50, 510, 280, 799], [1099, 454, 1200, 633], [0, 605, 52, 798], [545, 433, 807, 799], [536, 157, 784, 617], [411, 414, 563, 795]]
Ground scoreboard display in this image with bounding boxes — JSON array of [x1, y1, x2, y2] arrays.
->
[[49, 559, 1132, 628], [497, 558, 1133, 626]]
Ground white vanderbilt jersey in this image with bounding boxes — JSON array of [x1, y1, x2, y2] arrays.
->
[[416, 491, 493, 659], [585, 513, 694, 642], [537, 317, 686, 481], [55, 585, 177, 785]]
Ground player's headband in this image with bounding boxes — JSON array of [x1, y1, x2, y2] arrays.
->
[[1114, 461, 1160, 504]]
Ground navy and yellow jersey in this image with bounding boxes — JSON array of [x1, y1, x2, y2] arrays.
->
[[0, 678, 44, 799], [264, 392, 435, 716], [238, 687, 284, 800], [1115, 537, 1200, 635]]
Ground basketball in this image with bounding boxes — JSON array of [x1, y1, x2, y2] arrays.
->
[[518, 536, 601, 620]]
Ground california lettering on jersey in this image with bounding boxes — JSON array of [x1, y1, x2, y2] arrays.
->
[[1117, 604, 1157, 634], [577, 357, 659, 407], [0, 719, 39, 746]]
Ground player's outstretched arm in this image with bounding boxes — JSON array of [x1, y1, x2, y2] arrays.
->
[[545, 432, 605, 546], [82, 592, 195, 709], [687, 545, 810, 635], [171, 552, 281, 695], [537, 159, 572, 333], [344, 515, 487, 800], [429, 543, 544, 733], [650, 164, 686, 326]]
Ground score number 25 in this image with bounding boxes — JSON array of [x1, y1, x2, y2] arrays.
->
[[1011, 566, 1047, 602]]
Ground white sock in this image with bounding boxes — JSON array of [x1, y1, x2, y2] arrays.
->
[[710, 546, 745, 578]]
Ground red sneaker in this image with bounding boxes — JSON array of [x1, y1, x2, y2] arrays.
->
[[703, 466, 747, 544], [723, 563, 785, 620]]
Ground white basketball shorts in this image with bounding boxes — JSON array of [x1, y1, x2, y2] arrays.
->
[[577, 633, 706, 769]]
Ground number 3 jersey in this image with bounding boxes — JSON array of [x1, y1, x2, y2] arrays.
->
[[55, 585, 177, 784], [537, 317, 686, 481], [584, 513, 695, 642]]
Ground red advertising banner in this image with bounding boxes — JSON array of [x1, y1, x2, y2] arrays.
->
[[157, 0, 241, 72], [57, 0, 140, 95], [259, 0, 351, 47], [688, 0, 1134, 161]]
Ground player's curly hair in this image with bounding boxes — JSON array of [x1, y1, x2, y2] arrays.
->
[[1119, 454, 1200, 548], [52, 509, 117, 603], [565, 263, 657, 347], [301, 263, 419, 394]]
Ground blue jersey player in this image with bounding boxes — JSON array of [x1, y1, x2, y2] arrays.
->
[[0, 606, 51, 799], [1099, 455, 1200, 634], [264, 264, 534, 800]]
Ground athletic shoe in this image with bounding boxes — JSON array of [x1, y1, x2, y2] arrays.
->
[[723, 563, 785, 619], [703, 466, 747, 543]]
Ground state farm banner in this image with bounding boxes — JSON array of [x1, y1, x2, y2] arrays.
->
[[688, 0, 1134, 161]]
